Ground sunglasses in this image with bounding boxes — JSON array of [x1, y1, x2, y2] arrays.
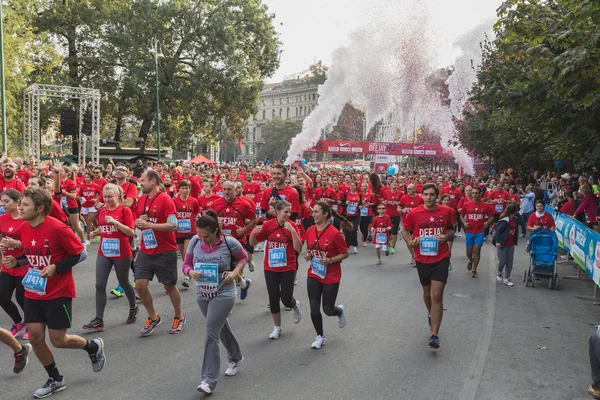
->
[[377, 207, 385, 210]]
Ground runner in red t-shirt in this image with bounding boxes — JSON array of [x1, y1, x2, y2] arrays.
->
[[303, 201, 349, 349], [92, 166, 108, 191], [78, 172, 101, 243], [371, 204, 393, 264], [0, 161, 25, 195], [380, 182, 404, 254], [11, 188, 104, 395], [0, 189, 28, 337], [173, 180, 201, 289], [243, 174, 261, 201], [52, 163, 85, 243], [250, 200, 304, 339], [459, 187, 493, 276], [198, 181, 220, 214], [399, 184, 424, 265], [84, 184, 137, 332], [402, 183, 455, 350], [359, 182, 375, 247], [134, 170, 185, 337]]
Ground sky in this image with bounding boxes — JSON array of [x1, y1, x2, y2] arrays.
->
[[262, 0, 502, 82]]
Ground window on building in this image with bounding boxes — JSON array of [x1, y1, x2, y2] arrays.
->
[[272, 98, 275, 105], [287, 107, 290, 118], [272, 109, 276, 118], [279, 108, 282, 118], [295, 107, 298, 117], [262, 110, 266, 120]]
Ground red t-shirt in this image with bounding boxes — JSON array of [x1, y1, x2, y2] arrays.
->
[[402, 204, 455, 264], [121, 181, 138, 210], [488, 190, 511, 214], [399, 194, 424, 214], [371, 214, 392, 244], [97, 205, 134, 259], [504, 217, 517, 247], [60, 178, 79, 208], [312, 186, 337, 207], [49, 200, 68, 223], [78, 183, 101, 208], [416, 183, 423, 194], [460, 200, 493, 234], [305, 224, 348, 284], [0, 178, 25, 193], [441, 187, 462, 209], [19, 216, 85, 300], [211, 197, 256, 243], [527, 213, 555, 230], [198, 193, 221, 214], [243, 182, 261, 201], [93, 177, 109, 190], [380, 188, 403, 217], [16, 170, 33, 186], [344, 192, 362, 217], [260, 185, 300, 213], [338, 184, 350, 194], [180, 176, 202, 199], [361, 193, 375, 217], [560, 200, 575, 216], [254, 218, 301, 273], [214, 185, 224, 197], [0, 213, 28, 276], [136, 191, 178, 255], [173, 196, 200, 238]]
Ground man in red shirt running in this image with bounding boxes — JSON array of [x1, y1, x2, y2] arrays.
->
[[399, 184, 424, 266], [9, 188, 104, 398], [402, 183, 455, 350], [459, 187, 493, 277]]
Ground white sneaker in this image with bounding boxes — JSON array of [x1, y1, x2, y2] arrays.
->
[[337, 305, 346, 328], [197, 381, 212, 394], [225, 356, 243, 376], [34, 377, 66, 398], [496, 273, 503, 282], [293, 300, 302, 324], [311, 335, 326, 349], [363, 241, 367, 247], [351, 246, 358, 255], [269, 326, 282, 340], [503, 278, 514, 286]]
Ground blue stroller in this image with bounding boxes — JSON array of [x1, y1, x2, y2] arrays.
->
[[523, 229, 559, 289]]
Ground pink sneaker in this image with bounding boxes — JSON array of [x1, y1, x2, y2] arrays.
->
[[10, 322, 26, 337], [22, 330, 29, 340]]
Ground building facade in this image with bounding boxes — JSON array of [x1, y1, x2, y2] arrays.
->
[[238, 78, 320, 164]]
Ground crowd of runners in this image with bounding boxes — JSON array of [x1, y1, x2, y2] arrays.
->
[[0, 154, 597, 397]]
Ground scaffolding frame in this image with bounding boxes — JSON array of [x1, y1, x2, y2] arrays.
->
[[23, 84, 101, 166]]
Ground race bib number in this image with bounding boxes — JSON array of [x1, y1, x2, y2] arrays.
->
[[278, 195, 286, 200], [22, 268, 48, 296], [332, 205, 339, 213], [142, 229, 158, 249], [217, 191, 224, 197], [311, 257, 327, 280], [194, 263, 219, 287], [0, 205, 5, 215], [360, 207, 368, 216], [177, 219, 191, 233], [61, 196, 68, 208], [223, 229, 232, 235], [101, 238, 121, 258], [420, 236, 439, 257], [268, 247, 287, 268], [495, 204, 503, 213], [376, 233, 387, 244], [347, 204, 357, 215]]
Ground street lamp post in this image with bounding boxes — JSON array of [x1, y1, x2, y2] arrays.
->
[[0, 4, 7, 153], [150, 36, 163, 160], [362, 117, 367, 163]]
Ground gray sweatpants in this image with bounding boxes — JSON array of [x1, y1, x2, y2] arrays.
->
[[589, 335, 600, 389], [196, 282, 242, 390], [95, 254, 136, 319], [497, 246, 515, 279]]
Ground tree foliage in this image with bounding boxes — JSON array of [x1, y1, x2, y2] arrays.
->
[[3, 0, 281, 153], [257, 119, 301, 162], [455, 0, 600, 171]]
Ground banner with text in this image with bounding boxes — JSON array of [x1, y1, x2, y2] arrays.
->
[[548, 205, 600, 287], [305, 140, 452, 157]]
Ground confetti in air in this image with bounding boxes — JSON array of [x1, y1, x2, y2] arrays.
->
[[285, 0, 494, 175]]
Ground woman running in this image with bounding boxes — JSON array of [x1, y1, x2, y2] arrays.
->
[[174, 180, 200, 288], [304, 202, 349, 349], [83, 184, 138, 331], [0, 190, 28, 339], [359, 182, 374, 247], [183, 210, 246, 394], [250, 200, 304, 339], [342, 181, 362, 254], [78, 172, 101, 244], [52, 162, 85, 242]]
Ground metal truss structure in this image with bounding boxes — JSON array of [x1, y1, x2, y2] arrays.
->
[[23, 84, 101, 166]]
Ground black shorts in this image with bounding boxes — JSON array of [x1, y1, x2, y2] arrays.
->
[[391, 216, 401, 235], [243, 242, 254, 254], [176, 234, 195, 244], [416, 258, 450, 287], [67, 207, 80, 215], [24, 297, 73, 330], [134, 250, 178, 285]]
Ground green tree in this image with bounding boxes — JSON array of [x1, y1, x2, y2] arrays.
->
[[257, 119, 301, 162]]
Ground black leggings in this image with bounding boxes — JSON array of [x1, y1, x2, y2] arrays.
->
[[343, 216, 360, 247], [264, 269, 296, 314], [455, 210, 463, 233], [307, 277, 341, 336], [360, 216, 372, 242], [0, 272, 25, 324]]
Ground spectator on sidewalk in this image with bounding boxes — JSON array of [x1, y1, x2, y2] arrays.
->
[[575, 184, 599, 232], [589, 327, 600, 399], [559, 191, 576, 216]]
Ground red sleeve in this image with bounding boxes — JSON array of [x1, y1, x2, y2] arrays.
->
[[254, 221, 270, 242], [242, 202, 256, 220], [123, 207, 135, 228], [527, 214, 535, 227], [58, 221, 85, 254], [124, 183, 137, 200], [402, 211, 413, 230], [162, 194, 177, 218]]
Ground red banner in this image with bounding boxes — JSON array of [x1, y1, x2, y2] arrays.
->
[[305, 140, 451, 157]]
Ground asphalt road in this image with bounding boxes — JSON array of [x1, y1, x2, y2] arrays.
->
[[1, 235, 598, 400]]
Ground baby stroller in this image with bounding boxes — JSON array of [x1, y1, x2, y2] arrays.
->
[[524, 229, 559, 289]]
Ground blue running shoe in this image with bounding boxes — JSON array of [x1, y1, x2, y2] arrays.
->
[[240, 279, 252, 300], [428, 314, 432, 332], [429, 335, 440, 349], [110, 285, 124, 297]]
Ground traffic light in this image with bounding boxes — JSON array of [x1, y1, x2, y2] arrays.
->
[[60, 108, 77, 137]]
